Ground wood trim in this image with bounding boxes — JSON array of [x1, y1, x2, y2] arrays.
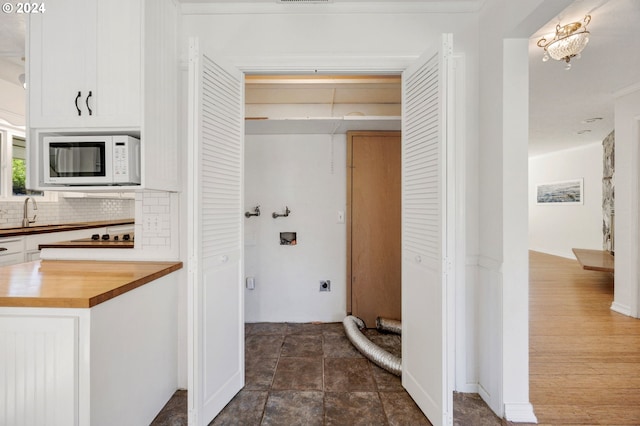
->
[[346, 130, 401, 317], [0, 219, 134, 238]]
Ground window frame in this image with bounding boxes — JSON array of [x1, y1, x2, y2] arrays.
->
[[0, 121, 57, 201]]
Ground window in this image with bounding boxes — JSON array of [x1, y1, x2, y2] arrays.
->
[[0, 122, 54, 200]]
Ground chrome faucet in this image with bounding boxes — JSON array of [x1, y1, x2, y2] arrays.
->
[[22, 197, 38, 227]]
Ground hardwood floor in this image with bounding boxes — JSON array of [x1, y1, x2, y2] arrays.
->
[[529, 251, 640, 425]]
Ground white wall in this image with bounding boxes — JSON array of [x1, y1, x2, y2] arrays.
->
[[529, 143, 604, 258], [477, 0, 573, 421], [180, 4, 479, 69], [613, 84, 640, 317], [0, 78, 25, 126], [244, 133, 346, 322]]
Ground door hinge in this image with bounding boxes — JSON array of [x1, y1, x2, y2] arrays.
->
[[443, 257, 452, 275]]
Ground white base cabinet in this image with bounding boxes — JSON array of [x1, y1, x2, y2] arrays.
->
[[0, 315, 77, 426], [0, 237, 24, 266], [0, 274, 178, 426], [0, 226, 109, 265]]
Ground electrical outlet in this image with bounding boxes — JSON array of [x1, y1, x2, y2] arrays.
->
[[319, 280, 331, 292], [143, 215, 161, 233]]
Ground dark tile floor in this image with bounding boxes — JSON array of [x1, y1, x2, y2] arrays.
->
[[151, 322, 508, 426]]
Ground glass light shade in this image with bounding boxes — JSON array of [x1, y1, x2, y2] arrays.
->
[[546, 32, 590, 61]]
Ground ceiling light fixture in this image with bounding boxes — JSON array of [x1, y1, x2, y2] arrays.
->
[[537, 15, 591, 70]]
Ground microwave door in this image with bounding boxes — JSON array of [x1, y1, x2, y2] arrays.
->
[[79, 148, 101, 175], [51, 147, 73, 177], [48, 142, 109, 184]]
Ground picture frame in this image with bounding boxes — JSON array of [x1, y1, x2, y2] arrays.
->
[[536, 179, 584, 205]]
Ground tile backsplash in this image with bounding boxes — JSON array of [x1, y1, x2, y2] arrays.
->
[[0, 196, 135, 228], [135, 190, 175, 251]]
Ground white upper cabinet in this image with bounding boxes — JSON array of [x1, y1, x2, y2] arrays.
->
[[26, 0, 180, 192], [28, 0, 141, 129]]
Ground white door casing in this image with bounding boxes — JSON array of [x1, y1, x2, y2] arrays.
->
[[401, 34, 455, 426], [187, 38, 245, 425]]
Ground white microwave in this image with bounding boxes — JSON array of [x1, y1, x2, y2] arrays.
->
[[43, 135, 141, 185]]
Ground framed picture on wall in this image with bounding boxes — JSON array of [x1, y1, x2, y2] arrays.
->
[[536, 179, 584, 205]]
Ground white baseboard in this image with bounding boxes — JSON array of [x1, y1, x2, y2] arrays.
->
[[611, 301, 632, 317], [504, 402, 538, 423], [454, 383, 479, 394]]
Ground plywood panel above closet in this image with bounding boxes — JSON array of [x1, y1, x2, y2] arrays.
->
[[245, 74, 401, 134]]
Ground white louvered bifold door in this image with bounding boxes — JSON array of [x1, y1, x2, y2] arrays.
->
[[401, 34, 454, 426], [187, 39, 245, 426]]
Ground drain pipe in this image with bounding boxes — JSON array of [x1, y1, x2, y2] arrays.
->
[[342, 316, 402, 377]]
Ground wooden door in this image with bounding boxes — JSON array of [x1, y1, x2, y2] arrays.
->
[[348, 131, 401, 328], [402, 34, 455, 426], [187, 39, 245, 425]]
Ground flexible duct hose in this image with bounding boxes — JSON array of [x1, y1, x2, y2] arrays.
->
[[376, 317, 402, 335], [342, 316, 402, 376]]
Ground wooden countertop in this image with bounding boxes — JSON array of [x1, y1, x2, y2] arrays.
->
[[0, 259, 182, 308], [0, 219, 134, 238], [572, 248, 614, 273]]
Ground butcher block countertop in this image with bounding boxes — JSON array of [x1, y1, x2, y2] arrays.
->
[[0, 219, 134, 238], [39, 240, 135, 249], [0, 259, 182, 308]]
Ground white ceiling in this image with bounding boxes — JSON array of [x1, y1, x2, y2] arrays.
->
[[528, 0, 640, 156], [0, 13, 25, 84], [1, 1, 637, 156], [0, 13, 24, 57]]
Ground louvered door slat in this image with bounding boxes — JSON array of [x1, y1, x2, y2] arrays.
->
[[200, 60, 242, 259]]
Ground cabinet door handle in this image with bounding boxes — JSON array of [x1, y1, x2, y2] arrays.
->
[[75, 91, 82, 116], [86, 91, 93, 116]]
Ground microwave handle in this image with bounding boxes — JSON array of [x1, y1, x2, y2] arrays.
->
[[75, 91, 82, 116]]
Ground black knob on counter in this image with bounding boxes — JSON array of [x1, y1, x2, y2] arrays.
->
[[91, 234, 100, 240], [101, 234, 110, 240]]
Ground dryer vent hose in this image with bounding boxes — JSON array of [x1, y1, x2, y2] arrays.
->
[[376, 317, 402, 335], [342, 315, 402, 376]]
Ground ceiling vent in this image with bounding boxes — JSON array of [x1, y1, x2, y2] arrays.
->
[[278, 0, 333, 3]]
